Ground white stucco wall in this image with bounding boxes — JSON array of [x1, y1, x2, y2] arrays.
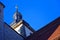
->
[[14, 24, 33, 37], [15, 24, 23, 34]]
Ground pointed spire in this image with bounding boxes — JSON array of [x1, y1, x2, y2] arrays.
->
[[13, 5, 22, 23]]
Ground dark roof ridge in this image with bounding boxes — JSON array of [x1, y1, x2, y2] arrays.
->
[[26, 17, 60, 40], [37, 17, 60, 32]]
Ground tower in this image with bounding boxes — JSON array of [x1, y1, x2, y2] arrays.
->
[[11, 6, 26, 37], [0, 2, 5, 40], [11, 6, 35, 38]]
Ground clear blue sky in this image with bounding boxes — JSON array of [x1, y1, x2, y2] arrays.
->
[[1, 0, 60, 31]]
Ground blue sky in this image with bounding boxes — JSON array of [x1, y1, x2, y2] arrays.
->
[[1, 0, 60, 30]]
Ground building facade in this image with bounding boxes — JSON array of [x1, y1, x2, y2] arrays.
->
[[0, 2, 5, 40]]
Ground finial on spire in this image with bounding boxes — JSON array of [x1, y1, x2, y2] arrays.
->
[[15, 5, 18, 12], [13, 5, 22, 23], [15, 5, 18, 9]]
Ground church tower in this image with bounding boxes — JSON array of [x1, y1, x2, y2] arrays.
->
[[0, 2, 5, 40], [11, 6, 26, 37], [10, 6, 35, 38]]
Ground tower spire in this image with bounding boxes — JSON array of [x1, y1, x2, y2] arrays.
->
[[13, 5, 22, 23]]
